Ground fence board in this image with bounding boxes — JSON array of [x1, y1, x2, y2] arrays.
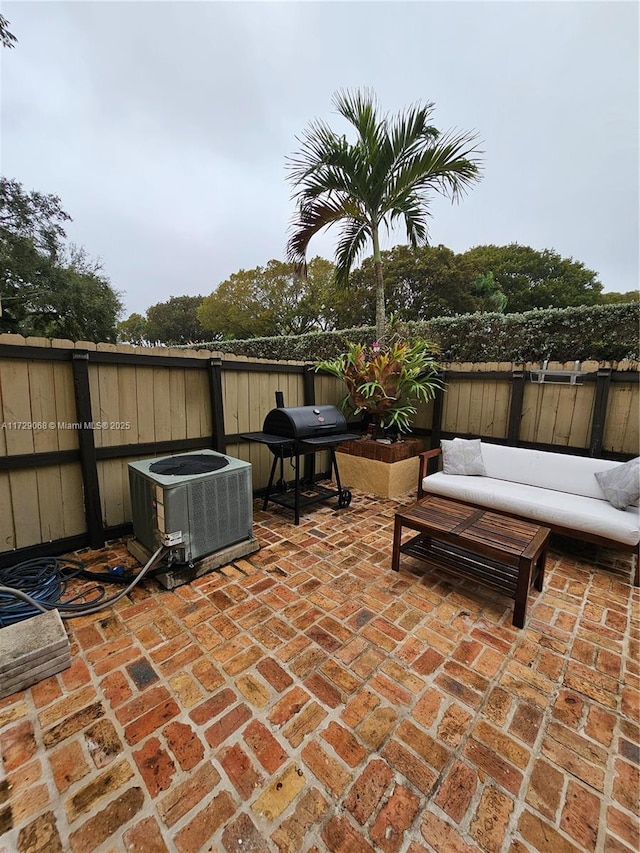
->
[[441, 372, 460, 434], [136, 366, 156, 443], [184, 370, 210, 438], [519, 382, 539, 444], [36, 466, 65, 542], [620, 385, 639, 454], [118, 364, 139, 444], [169, 369, 187, 441], [604, 384, 635, 454], [9, 470, 41, 548], [567, 384, 595, 448], [96, 364, 120, 448], [28, 343, 66, 538], [53, 361, 78, 451], [232, 364, 251, 435], [99, 459, 127, 528], [536, 383, 562, 445], [493, 377, 510, 439], [153, 367, 172, 442], [467, 374, 484, 436], [1, 360, 34, 455], [59, 463, 85, 538], [0, 472, 14, 549], [28, 359, 58, 453]]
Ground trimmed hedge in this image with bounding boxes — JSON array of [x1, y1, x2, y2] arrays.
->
[[191, 302, 639, 363]]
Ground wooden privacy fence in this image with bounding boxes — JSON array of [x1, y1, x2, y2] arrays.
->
[[0, 333, 637, 565]]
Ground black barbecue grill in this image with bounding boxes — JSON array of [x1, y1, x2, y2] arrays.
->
[[242, 396, 359, 524]]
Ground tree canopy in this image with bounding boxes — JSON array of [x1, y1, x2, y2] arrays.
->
[[286, 88, 482, 342], [459, 243, 602, 313], [197, 257, 338, 339], [145, 295, 207, 345], [0, 178, 123, 341]]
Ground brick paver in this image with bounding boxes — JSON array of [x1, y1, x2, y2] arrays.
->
[[0, 492, 638, 852]]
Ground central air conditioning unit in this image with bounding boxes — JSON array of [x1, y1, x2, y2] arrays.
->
[[128, 450, 255, 574]]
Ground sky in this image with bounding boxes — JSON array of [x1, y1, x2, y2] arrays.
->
[[2, 0, 638, 318]]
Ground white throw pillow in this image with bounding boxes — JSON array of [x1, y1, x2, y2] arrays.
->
[[441, 438, 487, 476], [595, 458, 640, 510]]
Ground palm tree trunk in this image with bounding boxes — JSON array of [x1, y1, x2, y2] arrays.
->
[[372, 227, 385, 344]]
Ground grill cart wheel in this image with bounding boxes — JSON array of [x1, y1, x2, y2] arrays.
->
[[338, 489, 352, 508]]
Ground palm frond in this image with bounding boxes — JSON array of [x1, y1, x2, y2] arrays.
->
[[286, 197, 365, 265], [334, 219, 370, 288]]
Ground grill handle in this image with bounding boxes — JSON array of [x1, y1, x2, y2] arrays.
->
[[275, 391, 285, 409]]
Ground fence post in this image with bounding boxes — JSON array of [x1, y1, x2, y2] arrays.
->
[[303, 365, 316, 483], [208, 358, 226, 454], [507, 368, 525, 446], [589, 367, 612, 457], [303, 364, 316, 406], [427, 372, 446, 475], [429, 372, 445, 450], [71, 352, 105, 549]]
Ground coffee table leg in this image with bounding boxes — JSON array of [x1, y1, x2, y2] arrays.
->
[[513, 556, 533, 628], [392, 516, 403, 572], [534, 545, 547, 591]]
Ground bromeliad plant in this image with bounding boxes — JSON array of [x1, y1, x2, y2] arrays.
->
[[317, 338, 442, 435]]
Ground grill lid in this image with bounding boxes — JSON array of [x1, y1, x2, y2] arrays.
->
[[263, 405, 347, 439]]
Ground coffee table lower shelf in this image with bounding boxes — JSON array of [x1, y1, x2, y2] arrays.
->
[[400, 534, 524, 598]]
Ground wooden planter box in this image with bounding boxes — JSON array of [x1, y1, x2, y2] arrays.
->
[[336, 437, 426, 499]]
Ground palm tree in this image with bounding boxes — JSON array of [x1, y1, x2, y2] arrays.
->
[[286, 88, 483, 344]]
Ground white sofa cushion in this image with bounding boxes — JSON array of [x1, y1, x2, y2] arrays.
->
[[479, 443, 624, 500], [420, 472, 640, 547]]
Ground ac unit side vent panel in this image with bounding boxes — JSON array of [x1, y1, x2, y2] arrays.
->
[[187, 471, 253, 558]]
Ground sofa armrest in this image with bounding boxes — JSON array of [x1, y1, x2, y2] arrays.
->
[[417, 448, 441, 499]]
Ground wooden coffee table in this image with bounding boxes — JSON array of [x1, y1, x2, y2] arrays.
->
[[391, 495, 550, 628]]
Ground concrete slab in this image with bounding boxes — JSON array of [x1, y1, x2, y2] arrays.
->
[[0, 609, 71, 699], [127, 535, 260, 589]]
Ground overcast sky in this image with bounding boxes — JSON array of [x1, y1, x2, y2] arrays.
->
[[2, 1, 638, 317]]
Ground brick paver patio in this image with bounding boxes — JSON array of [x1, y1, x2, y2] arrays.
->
[[0, 493, 638, 853]]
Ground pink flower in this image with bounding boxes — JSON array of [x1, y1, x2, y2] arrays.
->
[[372, 341, 380, 352]]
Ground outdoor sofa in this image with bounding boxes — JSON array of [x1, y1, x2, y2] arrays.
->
[[417, 439, 640, 586]]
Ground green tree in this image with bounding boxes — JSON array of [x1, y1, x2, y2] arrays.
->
[[0, 177, 70, 259], [286, 88, 482, 343], [346, 244, 491, 325], [470, 271, 508, 313], [145, 295, 206, 345], [198, 257, 339, 339], [460, 244, 602, 313], [0, 180, 122, 341], [118, 313, 149, 345], [14, 246, 123, 342]]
